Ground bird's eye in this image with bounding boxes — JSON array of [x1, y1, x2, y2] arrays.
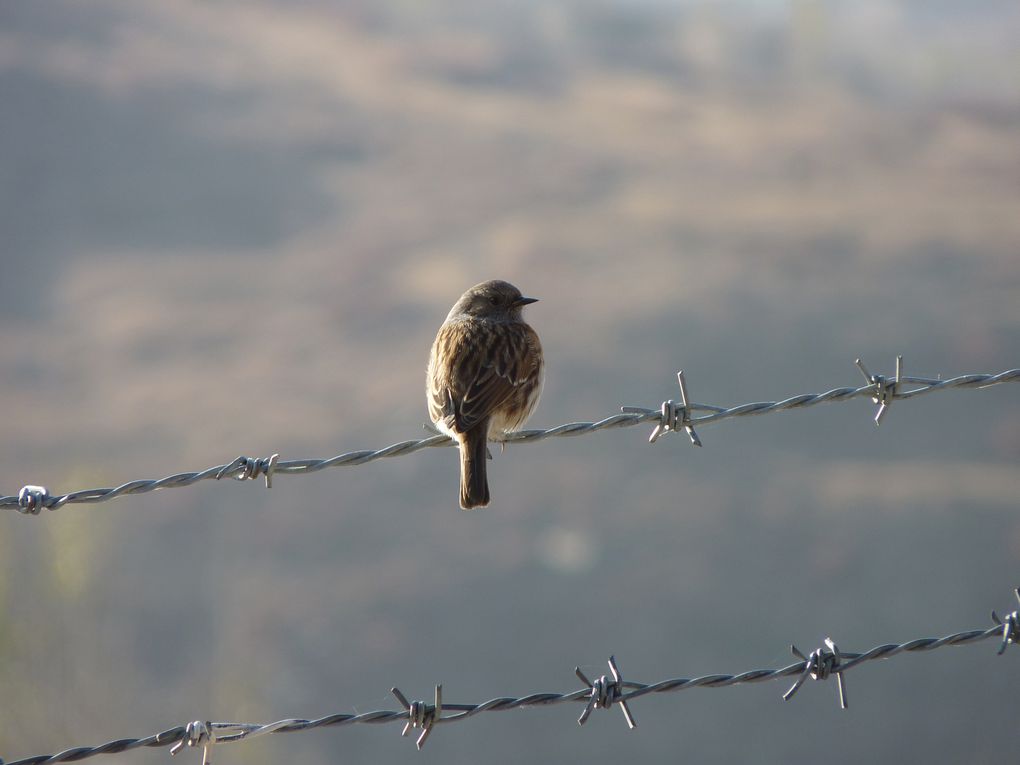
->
[[488, 296, 499, 306]]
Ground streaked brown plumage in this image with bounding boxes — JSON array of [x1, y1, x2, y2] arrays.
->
[[427, 280, 544, 509]]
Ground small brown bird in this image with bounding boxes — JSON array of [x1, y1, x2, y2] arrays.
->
[[427, 280, 544, 509]]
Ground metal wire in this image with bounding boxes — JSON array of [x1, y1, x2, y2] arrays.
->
[[4, 598, 1016, 765], [4, 361, 1018, 514]]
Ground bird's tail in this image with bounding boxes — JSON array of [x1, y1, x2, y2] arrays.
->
[[459, 426, 490, 510]]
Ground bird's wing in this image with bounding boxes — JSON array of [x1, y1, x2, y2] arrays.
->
[[428, 322, 535, 434]]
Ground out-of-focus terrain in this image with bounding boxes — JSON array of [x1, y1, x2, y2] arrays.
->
[[1, 2, 1018, 763]]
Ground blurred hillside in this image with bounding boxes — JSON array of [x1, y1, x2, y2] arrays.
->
[[1, 2, 1019, 764]]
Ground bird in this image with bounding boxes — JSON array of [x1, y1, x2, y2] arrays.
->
[[427, 279, 544, 509]]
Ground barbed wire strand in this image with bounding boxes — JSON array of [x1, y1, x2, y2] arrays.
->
[[5, 359, 1018, 515], [4, 588, 1018, 765]]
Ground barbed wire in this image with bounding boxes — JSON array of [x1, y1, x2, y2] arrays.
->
[[4, 358, 1018, 515], [4, 587, 1018, 765]]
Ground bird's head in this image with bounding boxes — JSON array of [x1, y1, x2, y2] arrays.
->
[[448, 280, 538, 321]]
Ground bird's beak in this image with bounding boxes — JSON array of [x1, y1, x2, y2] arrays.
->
[[513, 296, 538, 307]]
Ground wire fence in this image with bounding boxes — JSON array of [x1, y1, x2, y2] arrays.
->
[[3, 357, 1019, 763], [4, 358, 1019, 515], [4, 588, 1018, 765]]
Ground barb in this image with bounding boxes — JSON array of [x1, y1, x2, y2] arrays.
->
[[5, 593, 1017, 765], [3, 364, 1018, 514], [169, 722, 216, 765], [576, 656, 638, 728], [990, 587, 1020, 655], [391, 685, 443, 750], [622, 370, 702, 446], [783, 638, 848, 709], [856, 355, 902, 425], [17, 485, 49, 515], [216, 453, 279, 488]]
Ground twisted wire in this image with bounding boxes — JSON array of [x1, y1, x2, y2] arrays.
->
[[2, 619, 1010, 765], [3, 366, 1017, 514]]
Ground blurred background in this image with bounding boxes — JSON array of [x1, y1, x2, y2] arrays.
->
[[1, 1, 1019, 763]]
